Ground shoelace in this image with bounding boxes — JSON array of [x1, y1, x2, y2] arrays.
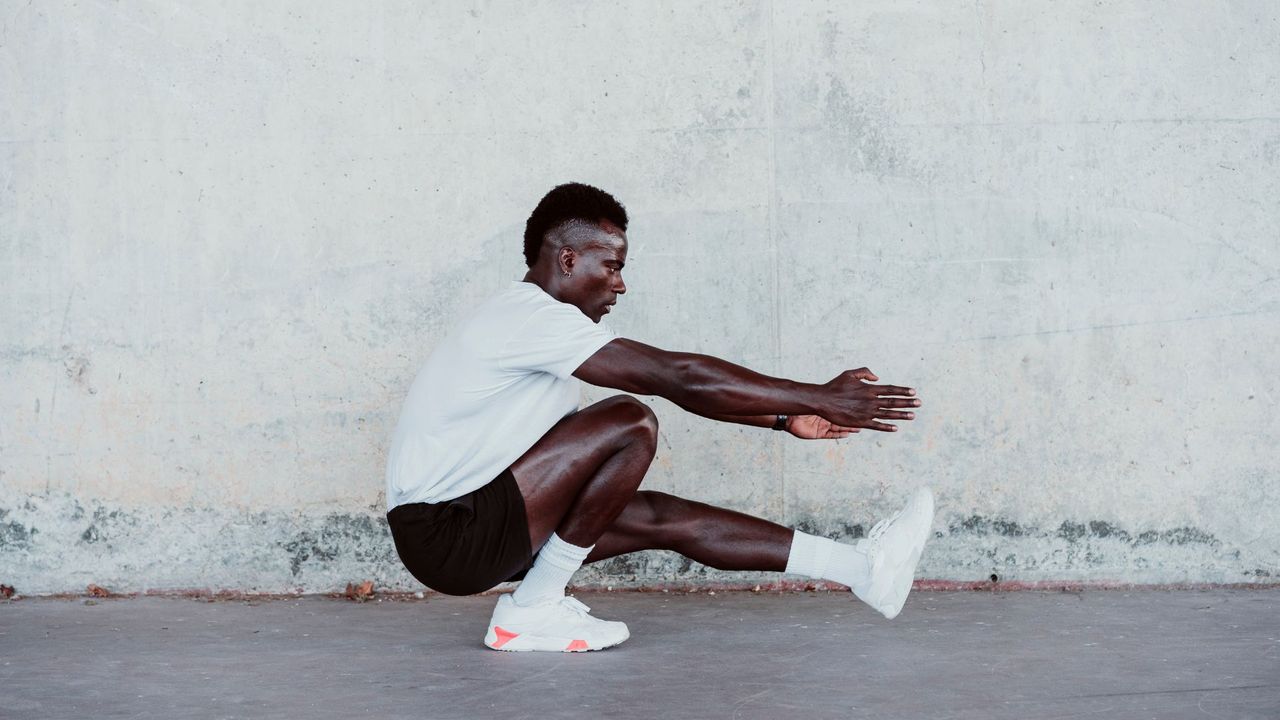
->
[[559, 596, 592, 616], [862, 503, 913, 572], [865, 507, 905, 544]]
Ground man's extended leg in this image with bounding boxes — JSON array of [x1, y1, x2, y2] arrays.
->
[[587, 488, 936, 620]]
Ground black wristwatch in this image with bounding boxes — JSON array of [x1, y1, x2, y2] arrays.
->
[[771, 414, 789, 431]]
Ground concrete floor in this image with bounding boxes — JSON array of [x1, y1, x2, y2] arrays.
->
[[1, 589, 1277, 720]]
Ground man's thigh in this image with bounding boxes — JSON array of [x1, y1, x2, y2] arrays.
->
[[509, 395, 657, 547]]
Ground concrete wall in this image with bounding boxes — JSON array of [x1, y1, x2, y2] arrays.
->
[[3, 1, 1277, 594]]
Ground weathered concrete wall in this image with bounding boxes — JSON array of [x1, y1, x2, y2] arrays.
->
[[2, 2, 1277, 594]]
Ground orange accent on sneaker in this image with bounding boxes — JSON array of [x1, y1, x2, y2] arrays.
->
[[566, 639, 589, 651], [491, 626, 518, 649]]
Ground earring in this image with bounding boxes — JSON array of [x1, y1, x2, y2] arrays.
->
[[563, 271, 572, 278]]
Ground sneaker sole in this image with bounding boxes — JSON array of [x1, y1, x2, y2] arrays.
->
[[483, 625, 630, 653]]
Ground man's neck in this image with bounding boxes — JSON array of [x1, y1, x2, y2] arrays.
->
[[522, 270, 564, 303]]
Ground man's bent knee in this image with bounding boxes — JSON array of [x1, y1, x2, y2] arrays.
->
[[592, 395, 659, 445]]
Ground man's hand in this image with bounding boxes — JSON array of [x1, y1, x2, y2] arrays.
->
[[820, 367, 920, 432], [786, 415, 860, 440]]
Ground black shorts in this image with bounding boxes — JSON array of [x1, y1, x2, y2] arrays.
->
[[386, 468, 535, 596]]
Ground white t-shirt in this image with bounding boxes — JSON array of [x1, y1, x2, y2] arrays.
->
[[384, 281, 616, 510]]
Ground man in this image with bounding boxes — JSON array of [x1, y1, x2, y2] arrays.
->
[[385, 182, 933, 653]]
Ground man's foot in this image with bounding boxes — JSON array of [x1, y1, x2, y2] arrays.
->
[[483, 593, 630, 652], [852, 487, 935, 620]]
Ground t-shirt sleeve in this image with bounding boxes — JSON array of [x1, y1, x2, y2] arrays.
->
[[498, 302, 616, 379]]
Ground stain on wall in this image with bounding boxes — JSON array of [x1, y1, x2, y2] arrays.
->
[[0, 509, 38, 550]]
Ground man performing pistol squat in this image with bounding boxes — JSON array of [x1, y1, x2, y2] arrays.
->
[[385, 183, 934, 652]]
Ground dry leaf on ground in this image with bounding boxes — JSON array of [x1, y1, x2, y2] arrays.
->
[[86, 584, 111, 598], [344, 580, 375, 602]]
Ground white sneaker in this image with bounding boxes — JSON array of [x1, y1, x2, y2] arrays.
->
[[483, 594, 630, 652], [853, 487, 935, 620]]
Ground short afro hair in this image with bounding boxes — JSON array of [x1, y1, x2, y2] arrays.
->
[[523, 182, 628, 267]]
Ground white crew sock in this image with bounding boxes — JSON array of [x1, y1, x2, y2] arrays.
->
[[511, 533, 593, 607], [785, 530, 872, 590]]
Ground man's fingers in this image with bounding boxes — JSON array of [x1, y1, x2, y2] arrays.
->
[[874, 385, 916, 397], [876, 410, 915, 421], [879, 397, 922, 409], [865, 421, 897, 432]]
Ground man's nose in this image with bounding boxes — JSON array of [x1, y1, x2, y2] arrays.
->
[[614, 276, 626, 294]]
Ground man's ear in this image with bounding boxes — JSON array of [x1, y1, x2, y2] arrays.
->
[[558, 245, 577, 276]]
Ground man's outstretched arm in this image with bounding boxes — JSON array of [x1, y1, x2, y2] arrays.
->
[[573, 338, 918, 432]]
